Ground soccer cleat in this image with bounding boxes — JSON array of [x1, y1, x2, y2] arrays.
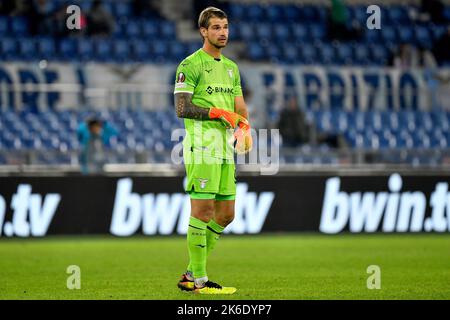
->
[[177, 273, 195, 291], [194, 280, 237, 295]]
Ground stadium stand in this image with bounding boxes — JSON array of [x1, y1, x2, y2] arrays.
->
[[0, 0, 449, 167]]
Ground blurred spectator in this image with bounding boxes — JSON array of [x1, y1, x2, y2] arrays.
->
[[419, 0, 447, 24], [244, 88, 266, 130], [87, 0, 115, 37], [28, 0, 54, 35], [0, 0, 17, 15], [390, 43, 419, 68], [417, 47, 438, 68], [77, 117, 118, 174], [278, 95, 311, 147], [327, 0, 363, 42], [132, 0, 163, 19], [432, 25, 450, 66], [418, 46, 450, 111]]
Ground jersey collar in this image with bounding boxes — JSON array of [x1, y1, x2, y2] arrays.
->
[[200, 48, 223, 62]]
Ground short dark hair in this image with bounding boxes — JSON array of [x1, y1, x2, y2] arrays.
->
[[198, 6, 227, 29], [87, 118, 102, 129]]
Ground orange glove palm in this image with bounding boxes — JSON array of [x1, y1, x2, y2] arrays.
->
[[233, 118, 253, 154], [209, 107, 242, 129]]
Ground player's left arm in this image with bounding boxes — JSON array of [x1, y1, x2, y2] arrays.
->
[[233, 66, 249, 122], [234, 96, 249, 120], [232, 67, 252, 154]]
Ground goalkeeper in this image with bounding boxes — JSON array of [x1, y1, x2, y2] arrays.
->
[[173, 7, 252, 295]]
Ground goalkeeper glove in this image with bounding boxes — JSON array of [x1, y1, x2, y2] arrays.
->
[[232, 118, 253, 154], [208, 107, 243, 129]]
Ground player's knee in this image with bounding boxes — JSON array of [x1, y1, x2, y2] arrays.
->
[[191, 203, 215, 223], [217, 212, 234, 227]]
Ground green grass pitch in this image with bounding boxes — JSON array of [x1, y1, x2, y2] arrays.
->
[[1, 234, 449, 300]]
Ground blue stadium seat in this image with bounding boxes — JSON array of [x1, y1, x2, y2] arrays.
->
[[348, 6, 366, 24], [397, 26, 414, 43], [132, 40, 150, 61], [142, 20, 159, 38], [77, 38, 94, 60], [248, 42, 265, 60], [299, 5, 319, 22], [281, 44, 299, 64], [239, 23, 254, 41], [113, 40, 131, 61], [22, 136, 41, 149], [283, 5, 300, 22], [229, 24, 240, 40], [111, 22, 124, 39], [299, 44, 316, 64], [169, 41, 186, 62], [266, 5, 283, 22], [335, 43, 353, 65], [387, 6, 410, 24], [151, 41, 169, 62], [18, 39, 36, 60], [229, 4, 246, 22], [0, 38, 18, 59], [247, 4, 265, 22], [365, 29, 381, 44], [79, 0, 92, 11], [353, 44, 370, 65], [431, 25, 447, 41], [114, 1, 132, 17], [309, 24, 326, 40], [187, 41, 202, 55], [317, 43, 334, 65], [41, 136, 60, 149], [415, 26, 432, 49], [58, 38, 77, 60], [11, 16, 28, 36], [381, 26, 397, 43], [255, 23, 272, 41], [160, 22, 176, 40], [273, 24, 291, 43], [291, 23, 308, 40], [0, 16, 8, 35], [370, 45, 389, 65], [124, 20, 141, 37], [266, 45, 282, 63], [38, 37, 56, 59], [94, 39, 113, 62]]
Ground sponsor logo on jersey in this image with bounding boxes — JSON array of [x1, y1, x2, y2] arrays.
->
[[206, 86, 234, 95]]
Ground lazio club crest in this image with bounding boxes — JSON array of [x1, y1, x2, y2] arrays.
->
[[197, 178, 208, 189], [227, 69, 233, 78]]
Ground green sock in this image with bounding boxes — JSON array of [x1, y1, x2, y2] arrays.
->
[[206, 219, 225, 257], [187, 217, 207, 279], [187, 219, 225, 274]]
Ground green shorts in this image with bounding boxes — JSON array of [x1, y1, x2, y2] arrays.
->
[[184, 148, 236, 200]]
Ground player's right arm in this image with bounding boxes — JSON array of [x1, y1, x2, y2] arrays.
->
[[174, 92, 209, 120], [174, 93, 244, 128]]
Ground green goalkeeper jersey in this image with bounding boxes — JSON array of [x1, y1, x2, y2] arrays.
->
[[174, 48, 243, 160]]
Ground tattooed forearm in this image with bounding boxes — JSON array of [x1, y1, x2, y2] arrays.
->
[[175, 93, 209, 120]]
